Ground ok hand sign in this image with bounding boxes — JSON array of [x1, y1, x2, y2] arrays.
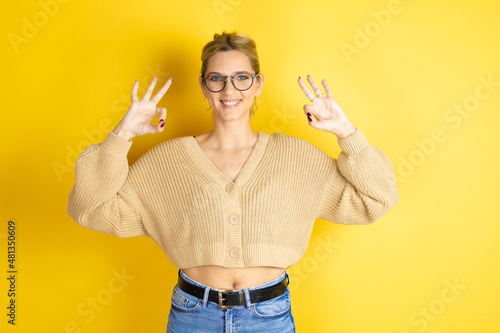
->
[[298, 75, 356, 139], [113, 76, 172, 141]]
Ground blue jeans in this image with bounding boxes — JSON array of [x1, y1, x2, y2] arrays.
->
[[166, 269, 296, 332]]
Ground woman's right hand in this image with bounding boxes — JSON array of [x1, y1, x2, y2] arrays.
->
[[113, 76, 172, 141]]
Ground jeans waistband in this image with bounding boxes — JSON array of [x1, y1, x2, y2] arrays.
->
[[178, 269, 290, 309]]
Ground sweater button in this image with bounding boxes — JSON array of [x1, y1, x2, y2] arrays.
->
[[229, 214, 240, 224], [225, 182, 235, 192], [229, 248, 240, 258]]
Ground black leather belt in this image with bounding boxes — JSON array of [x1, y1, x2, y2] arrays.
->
[[177, 269, 289, 309]]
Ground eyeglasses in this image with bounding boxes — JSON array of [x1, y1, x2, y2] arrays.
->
[[202, 73, 257, 93]]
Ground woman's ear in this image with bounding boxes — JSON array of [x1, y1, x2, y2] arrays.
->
[[255, 73, 265, 96], [199, 76, 206, 97]]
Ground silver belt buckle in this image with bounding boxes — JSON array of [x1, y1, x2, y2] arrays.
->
[[218, 289, 244, 309]]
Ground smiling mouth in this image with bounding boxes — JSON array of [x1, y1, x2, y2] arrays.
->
[[221, 100, 241, 106]]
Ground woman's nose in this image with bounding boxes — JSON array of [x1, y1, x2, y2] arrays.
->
[[222, 78, 237, 93]]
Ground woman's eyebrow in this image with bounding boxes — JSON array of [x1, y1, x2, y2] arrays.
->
[[206, 70, 252, 76]]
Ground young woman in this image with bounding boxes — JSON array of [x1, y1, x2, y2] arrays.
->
[[68, 32, 398, 332]]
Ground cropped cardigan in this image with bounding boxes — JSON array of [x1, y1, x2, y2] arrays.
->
[[67, 129, 398, 269]]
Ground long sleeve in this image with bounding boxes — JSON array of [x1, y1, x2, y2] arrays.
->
[[67, 131, 148, 237], [316, 129, 399, 224]]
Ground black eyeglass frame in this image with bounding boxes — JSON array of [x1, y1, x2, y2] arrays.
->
[[202, 73, 258, 93]]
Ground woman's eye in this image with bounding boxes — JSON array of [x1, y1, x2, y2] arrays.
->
[[210, 76, 223, 82], [236, 75, 249, 81]]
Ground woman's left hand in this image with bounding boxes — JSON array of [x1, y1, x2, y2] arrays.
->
[[298, 75, 356, 139]]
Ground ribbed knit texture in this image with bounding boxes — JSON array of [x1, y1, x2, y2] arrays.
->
[[67, 129, 399, 269]]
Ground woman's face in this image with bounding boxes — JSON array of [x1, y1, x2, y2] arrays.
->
[[200, 50, 264, 121]]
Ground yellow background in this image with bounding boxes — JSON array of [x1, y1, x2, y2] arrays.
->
[[1, 0, 499, 332]]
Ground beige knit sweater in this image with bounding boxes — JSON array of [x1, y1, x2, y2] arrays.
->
[[67, 128, 398, 269]]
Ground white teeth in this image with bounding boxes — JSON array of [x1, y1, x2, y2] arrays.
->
[[222, 100, 240, 106]]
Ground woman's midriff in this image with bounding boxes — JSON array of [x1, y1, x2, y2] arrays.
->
[[181, 265, 285, 290]]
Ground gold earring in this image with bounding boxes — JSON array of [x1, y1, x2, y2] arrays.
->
[[254, 96, 260, 109], [203, 97, 211, 110]]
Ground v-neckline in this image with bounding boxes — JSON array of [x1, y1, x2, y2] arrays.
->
[[183, 132, 271, 187]]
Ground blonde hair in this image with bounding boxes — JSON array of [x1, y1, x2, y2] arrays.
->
[[201, 32, 260, 77]]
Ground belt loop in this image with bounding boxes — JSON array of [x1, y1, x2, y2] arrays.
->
[[243, 288, 252, 308], [285, 270, 290, 287], [202, 286, 210, 308]]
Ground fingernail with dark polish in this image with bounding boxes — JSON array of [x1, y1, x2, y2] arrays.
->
[[298, 76, 301, 80], [160, 122, 165, 128], [159, 119, 164, 123], [169, 77, 172, 81]]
